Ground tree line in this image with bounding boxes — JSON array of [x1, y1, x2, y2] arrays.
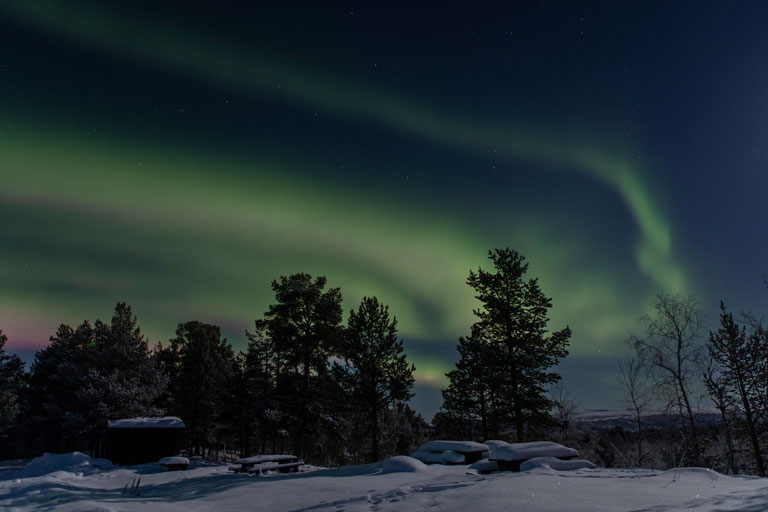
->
[[6, 246, 763, 475], [0, 273, 423, 465]]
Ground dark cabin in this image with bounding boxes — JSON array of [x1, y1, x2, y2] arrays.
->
[[106, 417, 186, 465]]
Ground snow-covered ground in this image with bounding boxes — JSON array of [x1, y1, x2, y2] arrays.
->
[[3, 453, 768, 511]]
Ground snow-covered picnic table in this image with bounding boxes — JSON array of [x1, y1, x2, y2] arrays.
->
[[231, 455, 303, 474], [411, 440, 490, 464], [159, 456, 189, 471], [489, 441, 579, 471]]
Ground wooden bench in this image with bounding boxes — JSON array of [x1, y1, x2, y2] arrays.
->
[[231, 455, 302, 474]]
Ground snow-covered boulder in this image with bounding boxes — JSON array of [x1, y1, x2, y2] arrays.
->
[[23, 452, 113, 478], [519, 457, 596, 471], [441, 450, 466, 465], [381, 456, 430, 474], [468, 458, 499, 474]]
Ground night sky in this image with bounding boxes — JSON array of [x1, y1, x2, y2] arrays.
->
[[2, 1, 767, 419]]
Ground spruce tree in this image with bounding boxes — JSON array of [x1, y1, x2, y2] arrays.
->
[[83, 303, 166, 425]]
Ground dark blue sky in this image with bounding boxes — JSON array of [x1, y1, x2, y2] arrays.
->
[[1, 1, 767, 419]]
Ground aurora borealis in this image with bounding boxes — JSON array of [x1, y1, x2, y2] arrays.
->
[[2, 2, 767, 418]]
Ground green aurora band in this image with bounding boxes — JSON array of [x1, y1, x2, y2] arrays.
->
[[0, 2, 689, 388]]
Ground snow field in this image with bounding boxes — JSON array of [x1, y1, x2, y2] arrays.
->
[[3, 453, 768, 511]]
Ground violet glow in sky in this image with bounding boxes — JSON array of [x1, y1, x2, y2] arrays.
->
[[1, 1, 767, 418]]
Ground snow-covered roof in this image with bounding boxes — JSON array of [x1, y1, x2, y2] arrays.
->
[[490, 441, 578, 461], [415, 440, 489, 453], [107, 416, 186, 429]]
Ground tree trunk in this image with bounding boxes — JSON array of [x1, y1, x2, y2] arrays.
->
[[738, 379, 765, 476], [479, 387, 488, 441], [371, 409, 379, 463]]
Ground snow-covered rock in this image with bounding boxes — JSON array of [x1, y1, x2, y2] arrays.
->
[[520, 457, 596, 472], [491, 441, 578, 461], [468, 458, 499, 474], [441, 450, 466, 465], [381, 456, 429, 474], [107, 416, 186, 429], [22, 452, 113, 478]]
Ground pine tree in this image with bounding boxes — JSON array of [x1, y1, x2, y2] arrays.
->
[[455, 248, 571, 441], [28, 321, 95, 452], [244, 324, 279, 454], [706, 302, 766, 476], [26, 304, 166, 455], [338, 296, 415, 462], [0, 330, 25, 451], [255, 273, 343, 459], [164, 321, 235, 456], [442, 326, 505, 440]]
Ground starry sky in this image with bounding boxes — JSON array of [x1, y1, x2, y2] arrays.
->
[[2, 1, 767, 419]]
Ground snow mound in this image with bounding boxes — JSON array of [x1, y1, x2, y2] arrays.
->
[[107, 416, 185, 429], [468, 458, 498, 473], [381, 456, 429, 474], [23, 452, 113, 477], [442, 450, 466, 464], [417, 440, 489, 453], [520, 457, 596, 471], [491, 441, 578, 461], [659, 467, 722, 480]]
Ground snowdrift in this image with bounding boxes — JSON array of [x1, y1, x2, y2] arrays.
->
[[520, 457, 596, 471], [22, 452, 113, 478], [381, 456, 429, 474]]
